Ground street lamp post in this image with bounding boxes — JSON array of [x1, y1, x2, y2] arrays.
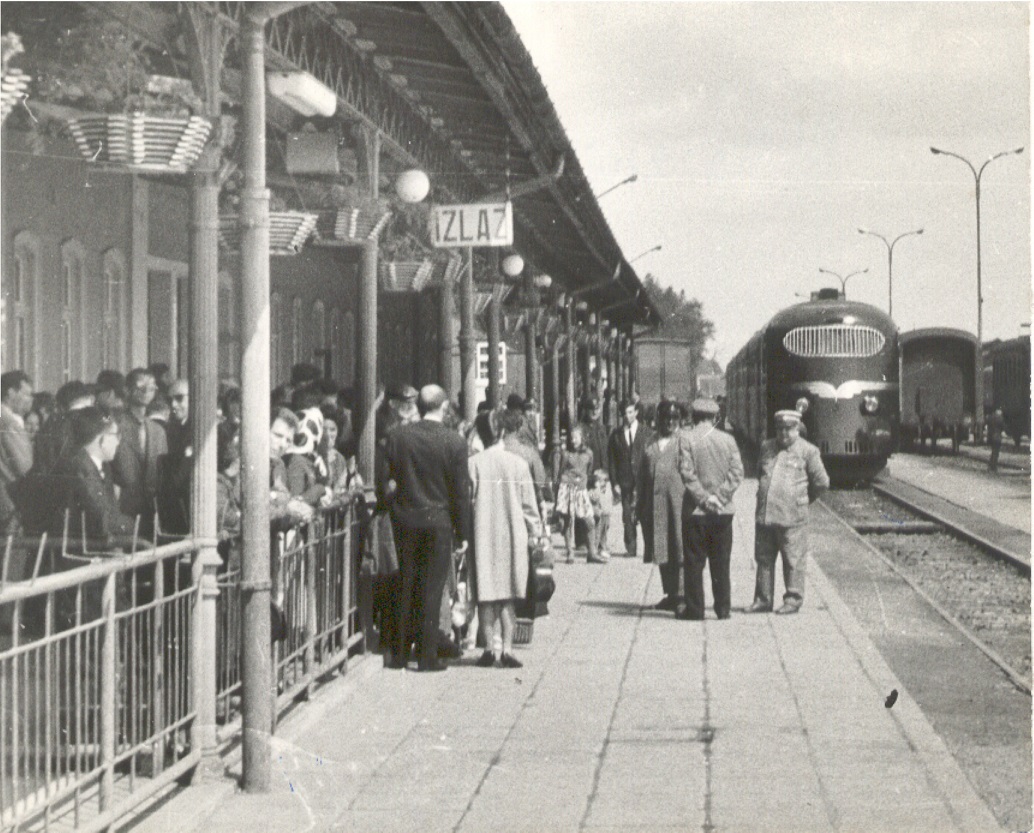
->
[[595, 174, 638, 200], [930, 145, 1024, 436], [818, 267, 868, 297], [629, 244, 662, 265], [857, 227, 923, 319]]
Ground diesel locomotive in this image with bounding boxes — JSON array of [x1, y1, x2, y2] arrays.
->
[[726, 289, 899, 483]]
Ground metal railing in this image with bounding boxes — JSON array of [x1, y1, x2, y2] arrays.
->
[[1, 496, 367, 832], [214, 499, 366, 734], [1, 538, 202, 833]]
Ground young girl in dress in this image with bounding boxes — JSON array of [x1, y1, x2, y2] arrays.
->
[[553, 425, 600, 564]]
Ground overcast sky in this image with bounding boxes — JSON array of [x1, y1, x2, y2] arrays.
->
[[502, 1, 1031, 366]]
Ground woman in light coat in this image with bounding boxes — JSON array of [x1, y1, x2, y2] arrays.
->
[[468, 409, 543, 669], [636, 400, 685, 612]]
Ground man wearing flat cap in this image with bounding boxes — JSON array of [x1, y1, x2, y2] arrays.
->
[[677, 397, 744, 620], [747, 409, 829, 615]]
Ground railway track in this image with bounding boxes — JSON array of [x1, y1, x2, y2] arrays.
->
[[821, 488, 1030, 695], [873, 474, 1031, 573]]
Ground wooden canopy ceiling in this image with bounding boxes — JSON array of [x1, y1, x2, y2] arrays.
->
[[265, 0, 660, 328]]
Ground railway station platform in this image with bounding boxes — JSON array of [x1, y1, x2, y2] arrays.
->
[[880, 454, 1031, 571], [126, 483, 1005, 833], [885, 454, 1030, 537]]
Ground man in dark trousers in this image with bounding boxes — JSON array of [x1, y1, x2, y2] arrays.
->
[[386, 384, 472, 672], [608, 398, 650, 559], [677, 398, 744, 620]]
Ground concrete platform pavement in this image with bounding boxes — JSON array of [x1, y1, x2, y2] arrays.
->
[[885, 454, 1031, 535], [127, 483, 1004, 833]]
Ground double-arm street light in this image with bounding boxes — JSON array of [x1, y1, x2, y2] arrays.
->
[[857, 227, 923, 319], [630, 244, 662, 265], [930, 144, 1024, 433], [818, 267, 868, 297]]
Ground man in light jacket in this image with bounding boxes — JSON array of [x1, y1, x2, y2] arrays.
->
[[677, 398, 743, 620], [747, 409, 829, 615]]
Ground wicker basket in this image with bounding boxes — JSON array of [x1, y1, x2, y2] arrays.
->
[[0, 68, 30, 123], [66, 113, 212, 172], [314, 204, 392, 246], [219, 211, 319, 257], [513, 617, 534, 646]]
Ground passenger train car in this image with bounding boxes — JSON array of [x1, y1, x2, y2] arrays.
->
[[726, 289, 899, 483], [985, 335, 1031, 446], [899, 328, 977, 453]]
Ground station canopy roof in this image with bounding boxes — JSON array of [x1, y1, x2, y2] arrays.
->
[[318, 2, 661, 328], [7, 1, 660, 328]]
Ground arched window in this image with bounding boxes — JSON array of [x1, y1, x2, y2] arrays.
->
[[342, 311, 356, 386], [7, 231, 39, 376], [101, 249, 127, 371], [291, 296, 303, 369], [330, 307, 343, 383], [60, 239, 87, 382], [270, 292, 283, 384]]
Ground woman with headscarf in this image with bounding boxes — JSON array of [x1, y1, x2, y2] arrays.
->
[[284, 407, 333, 508], [468, 409, 543, 669]]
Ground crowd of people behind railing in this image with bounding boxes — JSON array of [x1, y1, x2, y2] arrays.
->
[[0, 364, 371, 565]]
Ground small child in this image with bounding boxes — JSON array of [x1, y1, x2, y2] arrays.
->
[[589, 469, 612, 561], [553, 425, 601, 564]]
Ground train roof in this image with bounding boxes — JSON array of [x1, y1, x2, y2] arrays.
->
[[899, 327, 977, 346], [767, 297, 896, 333], [728, 296, 896, 367]]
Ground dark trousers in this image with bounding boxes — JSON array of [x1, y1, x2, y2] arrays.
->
[[394, 524, 453, 667], [989, 441, 1002, 472], [683, 515, 734, 619], [619, 489, 638, 558]]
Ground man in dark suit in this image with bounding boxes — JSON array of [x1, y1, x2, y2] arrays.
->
[[608, 398, 650, 559], [385, 384, 472, 672], [112, 368, 168, 539], [56, 407, 137, 553]]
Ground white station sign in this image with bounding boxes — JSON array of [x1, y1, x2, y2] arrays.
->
[[431, 201, 514, 248]]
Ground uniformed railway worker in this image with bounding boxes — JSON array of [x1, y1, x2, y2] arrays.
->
[[747, 409, 829, 615]]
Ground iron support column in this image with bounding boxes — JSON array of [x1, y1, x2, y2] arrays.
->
[[439, 271, 455, 400], [564, 300, 576, 430], [487, 286, 501, 408], [238, 10, 272, 793], [459, 248, 477, 421]]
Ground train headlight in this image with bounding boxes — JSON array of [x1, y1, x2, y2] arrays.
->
[[862, 395, 879, 414]]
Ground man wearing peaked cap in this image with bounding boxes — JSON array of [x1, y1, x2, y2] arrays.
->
[[746, 408, 829, 615], [676, 398, 743, 620]]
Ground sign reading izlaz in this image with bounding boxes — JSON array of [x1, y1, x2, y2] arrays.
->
[[431, 202, 514, 248]]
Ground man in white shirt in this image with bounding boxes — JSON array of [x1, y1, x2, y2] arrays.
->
[[0, 370, 35, 536], [608, 399, 649, 559]]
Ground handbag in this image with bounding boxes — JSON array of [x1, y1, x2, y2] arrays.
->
[[360, 509, 399, 577], [523, 536, 556, 614]]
